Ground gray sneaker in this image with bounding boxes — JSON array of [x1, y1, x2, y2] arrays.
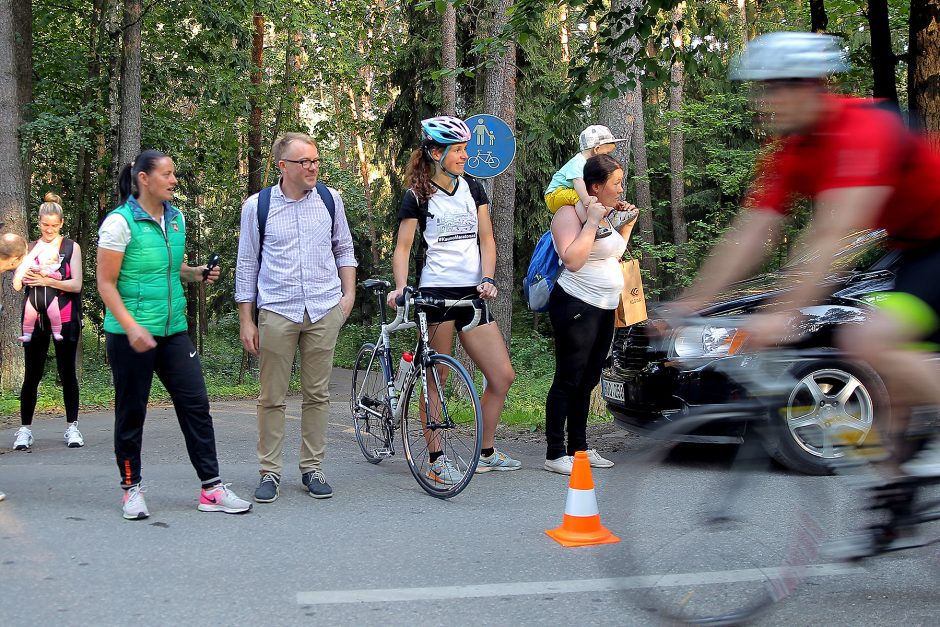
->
[[302, 470, 333, 499], [122, 484, 149, 520], [427, 456, 463, 485], [254, 473, 280, 503], [475, 449, 522, 473]]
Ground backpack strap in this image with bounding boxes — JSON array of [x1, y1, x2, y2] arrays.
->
[[256, 186, 273, 265]]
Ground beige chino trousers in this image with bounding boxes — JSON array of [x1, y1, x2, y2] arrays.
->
[[256, 306, 345, 476]]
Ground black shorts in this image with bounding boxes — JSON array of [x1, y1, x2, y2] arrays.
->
[[418, 286, 494, 328], [893, 243, 940, 344]]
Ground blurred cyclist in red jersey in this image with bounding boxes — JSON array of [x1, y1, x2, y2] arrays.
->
[[674, 32, 940, 483]]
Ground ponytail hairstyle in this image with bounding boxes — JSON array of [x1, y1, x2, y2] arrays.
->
[[583, 154, 624, 198], [39, 192, 64, 222], [405, 146, 438, 204], [118, 149, 169, 205]]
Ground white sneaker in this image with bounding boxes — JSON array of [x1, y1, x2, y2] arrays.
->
[[585, 448, 614, 468], [0, 490, 6, 501], [544, 455, 574, 475], [64, 423, 84, 448], [122, 484, 149, 520], [900, 438, 940, 478], [198, 483, 252, 514], [13, 427, 33, 451]]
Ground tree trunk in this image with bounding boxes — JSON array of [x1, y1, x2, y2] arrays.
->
[[248, 8, 264, 195], [867, 0, 899, 102], [669, 5, 688, 276], [482, 0, 516, 348], [909, 0, 940, 142], [441, 2, 457, 115], [347, 86, 380, 268], [630, 84, 655, 282], [0, 0, 31, 390], [809, 0, 828, 33], [559, 5, 570, 62], [331, 80, 349, 170], [118, 0, 142, 170], [599, 0, 640, 180]]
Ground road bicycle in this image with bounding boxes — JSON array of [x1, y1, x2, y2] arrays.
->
[[350, 279, 484, 499], [604, 316, 940, 625]]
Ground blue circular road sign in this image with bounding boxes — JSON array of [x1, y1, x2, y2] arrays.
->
[[462, 114, 516, 179]]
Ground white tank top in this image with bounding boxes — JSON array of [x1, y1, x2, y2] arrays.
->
[[555, 220, 626, 310]]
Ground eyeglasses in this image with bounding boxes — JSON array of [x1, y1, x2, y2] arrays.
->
[[281, 158, 320, 170]]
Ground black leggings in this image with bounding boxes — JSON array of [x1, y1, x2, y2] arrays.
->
[[107, 331, 220, 488], [545, 285, 615, 460], [20, 324, 79, 426]]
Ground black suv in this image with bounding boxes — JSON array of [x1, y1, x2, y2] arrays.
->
[[602, 230, 897, 475]]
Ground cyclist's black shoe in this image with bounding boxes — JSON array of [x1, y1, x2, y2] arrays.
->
[[302, 470, 333, 499]]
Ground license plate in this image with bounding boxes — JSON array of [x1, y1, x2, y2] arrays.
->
[[601, 378, 625, 403]]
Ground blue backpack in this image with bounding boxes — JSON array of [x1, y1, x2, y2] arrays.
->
[[523, 230, 563, 312]]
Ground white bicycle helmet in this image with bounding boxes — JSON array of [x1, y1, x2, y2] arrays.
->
[[421, 116, 472, 145], [729, 31, 848, 81], [420, 116, 471, 179]]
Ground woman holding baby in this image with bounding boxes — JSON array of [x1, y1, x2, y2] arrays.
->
[[11, 192, 84, 451]]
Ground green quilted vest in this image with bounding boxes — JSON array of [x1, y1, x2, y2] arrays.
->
[[102, 199, 188, 336]]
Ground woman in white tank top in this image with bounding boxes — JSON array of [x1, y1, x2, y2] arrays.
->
[[543, 154, 641, 475]]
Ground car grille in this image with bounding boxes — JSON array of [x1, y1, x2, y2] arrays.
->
[[611, 323, 665, 373]]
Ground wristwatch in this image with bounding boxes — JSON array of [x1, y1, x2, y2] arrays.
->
[[481, 276, 496, 287]]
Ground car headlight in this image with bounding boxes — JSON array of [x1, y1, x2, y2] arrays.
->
[[672, 324, 749, 359]]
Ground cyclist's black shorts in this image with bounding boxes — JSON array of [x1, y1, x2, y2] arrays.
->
[[894, 242, 940, 344], [419, 286, 494, 329]]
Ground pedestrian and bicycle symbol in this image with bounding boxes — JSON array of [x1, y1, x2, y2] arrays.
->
[[462, 114, 516, 179]]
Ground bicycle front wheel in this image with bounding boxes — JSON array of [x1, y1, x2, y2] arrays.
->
[[351, 343, 391, 464], [401, 353, 482, 498], [609, 409, 825, 625]]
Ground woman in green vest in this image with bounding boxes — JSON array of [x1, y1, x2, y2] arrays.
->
[[97, 149, 251, 520]]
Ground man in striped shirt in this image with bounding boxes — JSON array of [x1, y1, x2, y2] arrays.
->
[[235, 132, 357, 504]]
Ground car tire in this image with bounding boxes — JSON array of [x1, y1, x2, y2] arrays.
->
[[762, 358, 889, 475]]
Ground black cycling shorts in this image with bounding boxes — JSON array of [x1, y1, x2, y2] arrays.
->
[[418, 286, 494, 329]]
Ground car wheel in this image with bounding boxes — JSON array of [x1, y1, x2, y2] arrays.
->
[[763, 358, 888, 475]]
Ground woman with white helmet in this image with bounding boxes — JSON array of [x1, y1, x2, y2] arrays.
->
[[387, 116, 521, 484]]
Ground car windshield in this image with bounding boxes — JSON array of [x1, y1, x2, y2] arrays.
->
[[780, 230, 887, 273]]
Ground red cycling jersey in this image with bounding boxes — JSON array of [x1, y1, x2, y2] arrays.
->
[[746, 96, 940, 245]]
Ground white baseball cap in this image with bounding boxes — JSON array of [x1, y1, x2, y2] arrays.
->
[[579, 125, 628, 151]]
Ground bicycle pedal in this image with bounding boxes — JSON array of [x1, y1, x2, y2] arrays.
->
[[373, 448, 393, 458]]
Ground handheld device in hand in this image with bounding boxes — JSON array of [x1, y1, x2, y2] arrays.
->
[[203, 253, 220, 281]]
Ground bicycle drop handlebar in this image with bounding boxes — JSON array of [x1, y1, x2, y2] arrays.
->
[[392, 286, 487, 334]]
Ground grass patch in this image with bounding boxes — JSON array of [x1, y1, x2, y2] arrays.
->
[[1, 308, 612, 431]]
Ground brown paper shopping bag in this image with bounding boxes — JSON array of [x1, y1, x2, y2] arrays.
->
[[615, 257, 647, 328]]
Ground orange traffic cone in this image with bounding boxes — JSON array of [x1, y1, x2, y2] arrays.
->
[[545, 451, 620, 547]]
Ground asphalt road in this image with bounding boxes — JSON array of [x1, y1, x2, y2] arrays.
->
[[1, 370, 937, 626]]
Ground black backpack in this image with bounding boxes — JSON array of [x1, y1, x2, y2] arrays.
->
[[256, 182, 336, 264]]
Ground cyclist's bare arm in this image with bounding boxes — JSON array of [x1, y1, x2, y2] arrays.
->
[[388, 218, 418, 309], [679, 210, 784, 311], [476, 204, 497, 298]]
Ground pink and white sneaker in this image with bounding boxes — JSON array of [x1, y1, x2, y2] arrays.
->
[[198, 483, 252, 514]]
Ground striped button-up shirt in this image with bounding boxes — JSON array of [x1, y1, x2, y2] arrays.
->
[[235, 182, 358, 324]]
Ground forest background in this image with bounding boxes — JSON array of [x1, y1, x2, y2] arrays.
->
[[0, 0, 937, 423]]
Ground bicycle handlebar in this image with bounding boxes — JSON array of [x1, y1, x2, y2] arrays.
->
[[389, 286, 486, 334]]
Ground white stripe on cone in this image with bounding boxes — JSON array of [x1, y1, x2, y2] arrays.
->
[[564, 488, 599, 517]]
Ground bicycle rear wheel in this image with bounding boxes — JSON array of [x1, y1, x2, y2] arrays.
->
[[610, 409, 826, 625], [351, 343, 391, 463], [401, 353, 482, 498]]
